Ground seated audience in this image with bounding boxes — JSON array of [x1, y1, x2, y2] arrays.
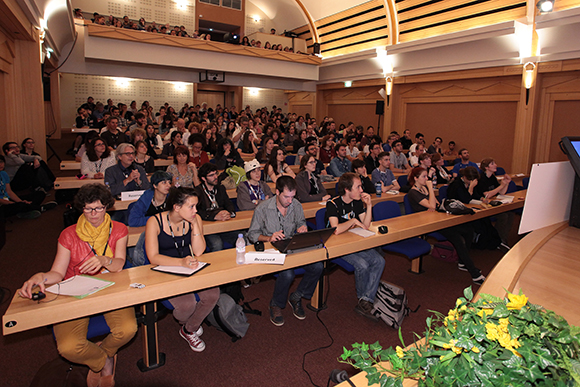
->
[[2, 141, 54, 192], [328, 143, 352, 177], [430, 153, 451, 185], [101, 117, 127, 150], [237, 159, 273, 211], [418, 153, 437, 185], [161, 131, 182, 159], [145, 124, 163, 154], [326, 173, 385, 320], [406, 167, 485, 285], [371, 152, 400, 193], [20, 138, 39, 156], [237, 130, 258, 158], [444, 140, 458, 158], [75, 130, 100, 162], [352, 159, 375, 194], [81, 136, 117, 179], [427, 137, 443, 155], [345, 135, 362, 161], [194, 163, 238, 252], [447, 166, 479, 204], [296, 155, 330, 203], [215, 138, 244, 170], [128, 171, 172, 227], [145, 187, 219, 352], [283, 126, 297, 148], [188, 134, 210, 168], [319, 135, 336, 163], [475, 158, 514, 248], [247, 176, 324, 326], [256, 136, 275, 163], [19, 184, 138, 386], [134, 140, 155, 174], [409, 132, 425, 156], [104, 143, 150, 196], [265, 146, 295, 183], [0, 155, 55, 219], [408, 144, 425, 167], [364, 142, 382, 175], [451, 148, 479, 177], [400, 129, 413, 150], [389, 140, 411, 174], [167, 145, 200, 188]]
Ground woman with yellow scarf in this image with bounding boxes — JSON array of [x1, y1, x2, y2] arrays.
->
[[19, 184, 137, 387]]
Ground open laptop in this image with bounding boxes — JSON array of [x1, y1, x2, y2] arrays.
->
[[271, 227, 336, 254]]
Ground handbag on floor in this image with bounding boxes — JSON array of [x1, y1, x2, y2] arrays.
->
[[371, 281, 419, 329], [29, 357, 87, 387], [205, 292, 249, 342], [431, 241, 459, 262]]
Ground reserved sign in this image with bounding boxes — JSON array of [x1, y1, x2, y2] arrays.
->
[[121, 190, 145, 201], [244, 251, 286, 265]]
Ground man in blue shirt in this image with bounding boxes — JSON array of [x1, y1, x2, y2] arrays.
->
[[371, 152, 400, 193], [451, 148, 479, 177], [328, 143, 352, 177]]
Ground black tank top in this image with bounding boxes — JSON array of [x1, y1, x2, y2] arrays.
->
[[155, 214, 192, 258]]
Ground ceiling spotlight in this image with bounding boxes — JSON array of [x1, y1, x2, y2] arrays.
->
[[536, 0, 555, 13]]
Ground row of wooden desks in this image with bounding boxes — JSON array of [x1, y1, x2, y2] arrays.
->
[[60, 159, 172, 171], [2, 190, 526, 371], [125, 191, 413, 246]]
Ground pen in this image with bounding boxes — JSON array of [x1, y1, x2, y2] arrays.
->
[[189, 244, 194, 258]]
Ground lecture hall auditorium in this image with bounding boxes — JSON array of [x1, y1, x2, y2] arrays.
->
[[1, 0, 580, 386]]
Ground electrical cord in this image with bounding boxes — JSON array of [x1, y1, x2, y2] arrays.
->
[[44, 31, 79, 76], [302, 308, 334, 387]]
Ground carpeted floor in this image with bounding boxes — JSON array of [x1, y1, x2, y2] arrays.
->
[[0, 135, 523, 387]]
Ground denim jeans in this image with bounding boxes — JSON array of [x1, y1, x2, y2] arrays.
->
[[340, 248, 385, 302], [271, 262, 324, 308], [205, 231, 243, 252]]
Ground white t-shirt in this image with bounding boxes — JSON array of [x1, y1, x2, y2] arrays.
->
[[346, 146, 360, 158]]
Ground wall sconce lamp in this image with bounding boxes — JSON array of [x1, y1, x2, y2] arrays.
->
[[536, 0, 555, 13], [386, 76, 393, 106], [524, 62, 536, 105]]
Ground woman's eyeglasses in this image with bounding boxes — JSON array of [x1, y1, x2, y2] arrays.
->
[[83, 206, 106, 213]]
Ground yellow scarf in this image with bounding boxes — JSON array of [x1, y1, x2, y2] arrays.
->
[[76, 213, 113, 257]]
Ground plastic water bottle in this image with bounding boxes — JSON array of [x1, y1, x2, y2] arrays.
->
[[375, 182, 382, 197], [235, 234, 246, 265]]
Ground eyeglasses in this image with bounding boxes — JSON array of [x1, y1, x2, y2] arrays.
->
[[25, 140, 35, 144], [83, 206, 106, 213], [94, 143, 106, 147], [121, 152, 136, 156], [307, 160, 317, 164]]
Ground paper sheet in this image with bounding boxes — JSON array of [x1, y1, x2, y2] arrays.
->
[[348, 227, 376, 238], [46, 275, 115, 299], [496, 195, 515, 204], [152, 262, 209, 276]]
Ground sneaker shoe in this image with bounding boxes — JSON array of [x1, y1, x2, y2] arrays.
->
[[498, 242, 511, 252], [269, 305, 285, 326], [288, 294, 306, 320], [354, 299, 379, 322], [472, 275, 486, 286], [457, 263, 468, 272], [16, 210, 41, 220], [40, 201, 58, 212], [195, 325, 203, 337], [179, 326, 205, 352]]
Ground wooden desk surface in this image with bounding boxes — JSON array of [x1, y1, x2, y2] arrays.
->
[[55, 176, 104, 189], [2, 191, 525, 336], [60, 159, 172, 171], [125, 192, 413, 246], [338, 220, 578, 387]]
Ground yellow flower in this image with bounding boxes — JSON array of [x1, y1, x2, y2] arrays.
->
[[477, 309, 493, 317], [456, 299, 462, 306], [507, 293, 528, 310], [460, 305, 467, 311], [396, 346, 405, 358], [471, 346, 480, 353], [451, 345, 462, 355]]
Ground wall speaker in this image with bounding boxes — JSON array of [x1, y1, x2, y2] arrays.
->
[[375, 100, 384, 115]]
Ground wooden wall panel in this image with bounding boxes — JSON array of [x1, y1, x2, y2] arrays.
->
[[404, 101, 518, 171], [328, 103, 378, 131], [550, 100, 580, 162]]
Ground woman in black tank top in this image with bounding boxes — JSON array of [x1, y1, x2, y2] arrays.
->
[[145, 187, 219, 352]]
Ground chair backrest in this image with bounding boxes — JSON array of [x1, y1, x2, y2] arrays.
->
[[315, 208, 327, 230], [326, 165, 332, 175], [397, 175, 408, 188], [372, 201, 401, 221], [285, 155, 296, 165], [438, 185, 448, 201], [496, 167, 506, 176], [403, 194, 414, 215], [209, 158, 216, 164], [506, 180, 517, 193], [522, 177, 530, 189]]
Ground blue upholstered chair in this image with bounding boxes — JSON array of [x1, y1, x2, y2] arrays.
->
[[285, 155, 296, 166], [404, 194, 446, 242], [397, 175, 408, 188], [372, 201, 432, 274], [496, 167, 506, 176], [437, 185, 448, 202]]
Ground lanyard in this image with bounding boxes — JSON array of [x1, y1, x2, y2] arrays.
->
[[309, 174, 319, 194], [277, 208, 286, 236], [247, 182, 264, 203], [167, 213, 186, 258], [203, 184, 218, 209], [95, 159, 103, 173], [87, 223, 112, 256]]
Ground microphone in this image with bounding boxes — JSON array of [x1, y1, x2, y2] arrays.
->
[[329, 369, 356, 386]]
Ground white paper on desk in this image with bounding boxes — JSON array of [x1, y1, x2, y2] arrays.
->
[[244, 251, 286, 265], [46, 275, 115, 299], [152, 262, 209, 276], [496, 195, 514, 204], [348, 227, 375, 238], [386, 190, 399, 195]]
